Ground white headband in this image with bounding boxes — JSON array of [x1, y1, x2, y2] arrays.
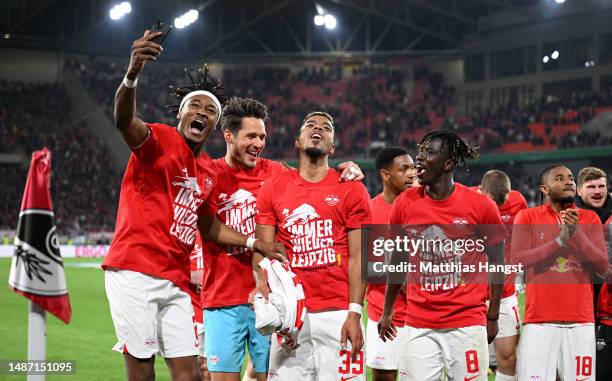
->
[[179, 90, 222, 126]]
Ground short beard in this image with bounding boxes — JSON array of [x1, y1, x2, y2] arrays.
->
[[554, 195, 575, 205], [305, 147, 324, 159]]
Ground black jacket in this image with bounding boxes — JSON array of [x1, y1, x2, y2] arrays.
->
[[575, 193, 612, 223]]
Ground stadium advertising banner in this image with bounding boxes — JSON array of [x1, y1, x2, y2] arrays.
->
[[0, 245, 110, 258]]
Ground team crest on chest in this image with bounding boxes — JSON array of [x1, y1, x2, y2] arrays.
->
[[204, 177, 213, 189], [452, 217, 468, 225], [324, 194, 340, 206]]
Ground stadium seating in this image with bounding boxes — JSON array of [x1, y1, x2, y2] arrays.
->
[[3, 60, 611, 234], [0, 81, 120, 235]]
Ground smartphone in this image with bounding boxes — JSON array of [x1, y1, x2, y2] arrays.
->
[[150, 20, 172, 45]]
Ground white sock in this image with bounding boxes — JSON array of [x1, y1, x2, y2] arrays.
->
[[495, 371, 516, 381]]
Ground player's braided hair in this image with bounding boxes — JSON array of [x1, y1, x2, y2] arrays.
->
[[420, 130, 479, 170], [166, 64, 227, 114]]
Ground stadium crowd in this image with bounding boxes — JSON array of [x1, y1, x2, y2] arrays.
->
[[0, 81, 120, 235], [69, 58, 612, 159], [2, 59, 611, 234]]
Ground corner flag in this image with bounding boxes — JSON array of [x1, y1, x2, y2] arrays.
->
[[9, 148, 71, 323]]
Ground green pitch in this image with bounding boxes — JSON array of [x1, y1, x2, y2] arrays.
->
[[1, 258, 524, 380]]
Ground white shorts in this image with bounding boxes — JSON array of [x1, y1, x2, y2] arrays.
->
[[105, 269, 198, 359], [398, 325, 489, 381], [197, 321, 205, 358], [268, 310, 366, 381], [517, 323, 595, 381], [497, 295, 521, 339], [365, 318, 406, 370]]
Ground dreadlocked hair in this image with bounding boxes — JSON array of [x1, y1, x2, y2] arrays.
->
[[166, 64, 227, 114], [420, 130, 480, 170]]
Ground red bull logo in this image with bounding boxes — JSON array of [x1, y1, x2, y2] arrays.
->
[[282, 203, 321, 228]]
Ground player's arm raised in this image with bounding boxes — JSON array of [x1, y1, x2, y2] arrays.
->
[[341, 228, 366, 360], [197, 214, 286, 262], [114, 30, 163, 147]]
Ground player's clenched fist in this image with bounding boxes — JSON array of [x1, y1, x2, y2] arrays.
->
[[253, 241, 288, 263], [126, 30, 164, 80]]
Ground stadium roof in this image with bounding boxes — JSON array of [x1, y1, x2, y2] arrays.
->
[[0, 0, 600, 61]]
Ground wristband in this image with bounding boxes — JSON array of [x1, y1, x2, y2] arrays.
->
[[122, 75, 138, 88], [348, 303, 362, 316], [487, 314, 499, 321], [246, 237, 257, 250]]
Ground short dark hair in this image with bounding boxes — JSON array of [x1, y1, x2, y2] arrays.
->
[[481, 170, 510, 205], [419, 130, 479, 170], [302, 111, 334, 127], [220, 97, 268, 134], [577, 167, 606, 187], [538, 164, 566, 203], [375, 147, 409, 171]]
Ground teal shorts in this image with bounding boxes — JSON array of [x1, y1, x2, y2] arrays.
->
[[204, 304, 271, 373]]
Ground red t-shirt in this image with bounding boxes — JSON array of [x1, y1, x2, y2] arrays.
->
[[200, 158, 287, 308], [389, 183, 505, 329], [472, 187, 528, 298], [256, 169, 371, 312], [513, 204, 606, 324], [103, 123, 216, 292], [189, 235, 203, 323], [599, 216, 612, 326], [365, 193, 408, 326]]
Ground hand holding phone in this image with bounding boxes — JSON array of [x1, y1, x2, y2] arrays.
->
[[126, 27, 165, 79], [150, 20, 172, 45]]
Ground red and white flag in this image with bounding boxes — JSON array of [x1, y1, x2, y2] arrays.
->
[[8, 148, 71, 324]]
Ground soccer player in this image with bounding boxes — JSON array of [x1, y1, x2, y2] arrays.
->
[[103, 30, 284, 381], [365, 147, 417, 381], [597, 214, 612, 380], [576, 167, 612, 223], [252, 111, 371, 380], [576, 167, 611, 329], [512, 164, 608, 381], [378, 130, 506, 381], [200, 99, 364, 381], [479, 170, 528, 381]]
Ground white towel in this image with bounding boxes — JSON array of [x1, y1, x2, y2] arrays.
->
[[254, 258, 307, 349]]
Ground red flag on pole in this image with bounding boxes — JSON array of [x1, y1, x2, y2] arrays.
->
[[8, 148, 71, 324]]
